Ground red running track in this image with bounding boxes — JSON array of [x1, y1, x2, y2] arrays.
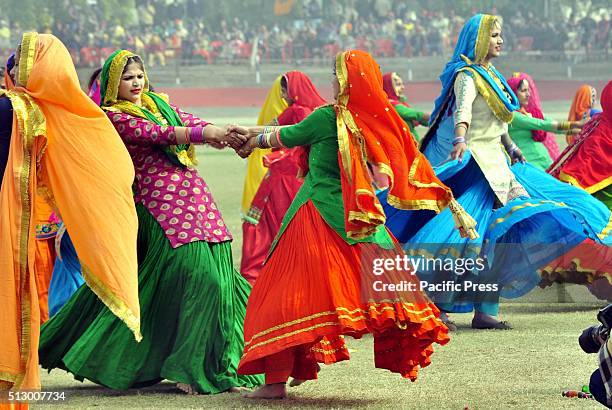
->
[[160, 80, 608, 108]]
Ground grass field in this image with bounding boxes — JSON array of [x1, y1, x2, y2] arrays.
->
[[35, 102, 609, 409]]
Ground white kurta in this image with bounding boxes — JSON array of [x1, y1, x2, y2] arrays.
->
[[454, 71, 528, 205]]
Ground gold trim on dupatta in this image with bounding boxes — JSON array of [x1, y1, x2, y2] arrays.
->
[[3, 90, 47, 389], [334, 52, 386, 238], [82, 265, 143, 341], [458, 65, 514, 123], [335, 52, 353, 183], [18, 32, 38, 87], [104, 50, 150, 106], [474, 15, 497, 64], [335, 51, 477, 240]]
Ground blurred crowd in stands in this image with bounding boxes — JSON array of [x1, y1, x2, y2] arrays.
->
[[0, 0, 609, 67]]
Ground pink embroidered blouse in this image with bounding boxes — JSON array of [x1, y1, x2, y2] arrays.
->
[[107, 106, 232, 248]]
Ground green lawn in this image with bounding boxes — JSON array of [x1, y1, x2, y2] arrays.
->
[[37, 304, 605, 409], [35, 103, 608, 409]]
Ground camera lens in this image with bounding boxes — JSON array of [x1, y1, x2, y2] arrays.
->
[[579, 325, 604, 354]]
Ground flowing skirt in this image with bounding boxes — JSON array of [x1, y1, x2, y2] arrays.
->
[[380, 152, 611, 312], [39, 204, 263, 393], [238, 200, 449, 382], [240, 155, 303, 284]]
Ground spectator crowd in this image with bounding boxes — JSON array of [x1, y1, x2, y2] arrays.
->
[[0, 0, 609, 68]]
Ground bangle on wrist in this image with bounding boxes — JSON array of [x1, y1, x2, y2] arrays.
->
[[453, 136, 466, 146], [508, 143, 519, 154], [256, 133, 265, 148], [274, 131, 284, 148]]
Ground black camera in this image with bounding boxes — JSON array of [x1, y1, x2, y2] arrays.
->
[[579, 304, 612, 354]]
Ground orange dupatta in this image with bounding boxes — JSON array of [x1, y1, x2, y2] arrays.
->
[[334, 50, 476, 240], [0, 33, 140, 391], [567, 84, 595, 144], [4, 53, 56, 326]]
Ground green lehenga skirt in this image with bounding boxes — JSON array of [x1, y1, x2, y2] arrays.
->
[[39, 204, 263, 393], [594, 185, 612, 210]]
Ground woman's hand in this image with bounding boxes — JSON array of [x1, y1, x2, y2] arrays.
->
[[204, 125, 248, 149], [509, 146, 526, 164], [236, 136, 258, 158], [570, 118, 586, 132], [450, 142, 467, 162], [576, 118, 588, 127], [223, 125, 249, 149]]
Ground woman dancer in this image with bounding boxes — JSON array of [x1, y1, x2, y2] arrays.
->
[[241, 71, 325, 284], [382, 72, 430, 141], [234, 50, 479, 399], [507, 72, 582, 170], [567, 84, 598, 144], [380, 14, 611, 330], [1, 33, 140, 390], [39, 49, 262, 394], [540, 81, 612, 299], [240, 79, 288, 221], [550, 81, 612, 208]]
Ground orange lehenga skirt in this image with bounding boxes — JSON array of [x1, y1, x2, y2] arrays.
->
[[34, 194, 58, 324], [237, 200, 449, 383]]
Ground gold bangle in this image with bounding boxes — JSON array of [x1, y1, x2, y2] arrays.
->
[[560, 121, 571, 131]]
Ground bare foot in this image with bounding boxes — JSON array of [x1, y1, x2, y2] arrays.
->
[[176, 383, 199, 395], [226, 386, 248, 393], [289, 378, 307, 387], [439, 312, 457, 331], [242, 383, 287, 399]]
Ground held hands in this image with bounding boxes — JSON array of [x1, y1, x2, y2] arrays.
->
[[207, 125, 249, 150], [222, 124, 258, 158], [569, 119, 586, 135], [575, 118, 588, 128], [236, 135, 258, 158]]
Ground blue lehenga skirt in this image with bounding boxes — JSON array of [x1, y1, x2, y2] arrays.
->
[[48, 232, 84, 317], [379, 152, 611, 313]]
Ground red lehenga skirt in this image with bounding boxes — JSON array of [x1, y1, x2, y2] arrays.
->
[[237, 200, 449, 382], [539, 238, 612, 300], [240, 149, 304, 284]]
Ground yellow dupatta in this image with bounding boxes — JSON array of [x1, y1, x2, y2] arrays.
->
[[0, 33, 141, 390], [240, 75, 288, 215]]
